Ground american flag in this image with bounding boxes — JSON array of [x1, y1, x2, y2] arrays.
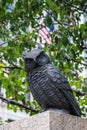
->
[[38, 26, 51, 44]]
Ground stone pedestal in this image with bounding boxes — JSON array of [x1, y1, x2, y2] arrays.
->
[[0, 110, 87, 130]]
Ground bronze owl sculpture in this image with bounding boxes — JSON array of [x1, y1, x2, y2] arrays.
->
[[23, 48, 81, 116]]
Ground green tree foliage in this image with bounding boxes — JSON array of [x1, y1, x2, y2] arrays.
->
[[0, 0, 87, 116]]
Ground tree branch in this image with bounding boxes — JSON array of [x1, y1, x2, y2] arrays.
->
[[71, 88, 87, 96], [66, 16, 76, 26], [0, 96, 39, 113], [69, 70, 83, 82], [3, 71, 9, 75], [0, 42, 7, 46], [0, 22, 3, 27], [64, 55, 87, 67], [0, 65, 23, 70], [64, 1, 87, 14], [82, 45, 87, 49]]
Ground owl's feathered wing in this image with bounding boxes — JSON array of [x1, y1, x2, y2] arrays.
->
[[47, 65, 81, 116], [28, 64, 81, 116]]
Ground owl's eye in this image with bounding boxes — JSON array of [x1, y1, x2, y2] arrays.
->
[[36, 52, 51, 65], [25, 58, 33, 63], [36, 52, 47, 65]]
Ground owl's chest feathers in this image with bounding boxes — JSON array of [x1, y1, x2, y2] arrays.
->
[[27, 64, 50, 84]]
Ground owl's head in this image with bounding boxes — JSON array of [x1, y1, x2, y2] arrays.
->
[[23, 49, 51, 72]]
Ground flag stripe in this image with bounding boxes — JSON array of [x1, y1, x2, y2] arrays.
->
[[38, 29, 48, 39], [41, 27, 49, 35], [46, 38, 51, 44], [38, 26, 51, 44]]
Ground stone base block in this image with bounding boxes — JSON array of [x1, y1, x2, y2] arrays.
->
[[0, 110, 87, 130]]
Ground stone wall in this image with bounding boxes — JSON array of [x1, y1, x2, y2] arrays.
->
[[0, 110, 87, 130]]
